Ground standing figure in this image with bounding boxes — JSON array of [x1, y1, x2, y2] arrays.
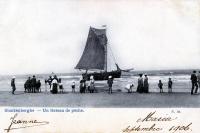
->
[[47, 76, 53, 89], [107, 76, 113, 94], [197, 71, 200, 89], [36, 80, 41, 92], [158, 80, 163, 93], [89, 76, 95, 93], [190, 70, 198, 95], [44, 79, 48, 93], [58, 78, 64, 93], [27, 77, 31, 92], [137, 74, 143, 93], [51, 78, 58, 94], [168, 78, 173, 93], [24, 77, 31, 93], [79, 76, 86, 93], [31, 75, 37, 93], [24, 78, 29, 93], [71, 81, 75, 93], [143, 74, 149, 93], [11, 76, 16, 94]]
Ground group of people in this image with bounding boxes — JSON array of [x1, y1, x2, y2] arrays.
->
[[10, 70, 200, 95], [45, 75, 64, 94], [157, 78, 173, 93], [24, 76, 41, 93], [79, 75, 96, 93], [136, 74, 149, 93], [70, 75, 114, 94]]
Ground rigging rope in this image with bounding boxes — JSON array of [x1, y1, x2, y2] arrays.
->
[[107, 44, 117, 64]]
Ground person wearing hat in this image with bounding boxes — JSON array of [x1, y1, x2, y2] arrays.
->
[[107, 76, 113, 94], [88, 75, 95, 93], [143, 74, 149, 93], [190, 70, 198, 95], [137, 74, 143, 93], [31, 75, 37, 93], [51, 77, 58, 94], [11, 76, 16, 94]]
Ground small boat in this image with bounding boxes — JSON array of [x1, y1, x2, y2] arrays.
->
[[75, 26, 132, 80]]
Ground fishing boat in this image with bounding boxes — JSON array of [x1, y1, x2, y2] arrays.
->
[[75, 26, 132, 80]]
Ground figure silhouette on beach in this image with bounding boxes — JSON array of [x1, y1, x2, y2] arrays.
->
[[107, 76, 113, 94], [137, 74, 144, 93], [11, 76, 16, 94], [191, 70, 198, 95], [158, 80, 163, 93], [31, 75, 37, 93], [168, 78, 173, 93], [88, 75, 95, 93], [24, 77, 31, 93], [197, 71, 200, 89], [71, 81, 75, 93], [80, 76, 86, 93], [143, 74, 149, 93]]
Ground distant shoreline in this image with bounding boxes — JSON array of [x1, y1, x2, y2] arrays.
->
[[1, 69, 199, 77]]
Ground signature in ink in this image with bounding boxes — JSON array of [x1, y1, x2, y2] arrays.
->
[[4, 113, 49, 132]]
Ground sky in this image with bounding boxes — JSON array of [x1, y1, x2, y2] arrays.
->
[[0, 0, 200, 75]]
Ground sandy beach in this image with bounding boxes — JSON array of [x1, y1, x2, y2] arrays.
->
[[0, 89, 199, 107], [0, 73, 199, 107]]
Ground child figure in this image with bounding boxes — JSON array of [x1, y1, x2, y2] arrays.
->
[[158, 80, 163, 93], [168, 78, 173, 93], [71, 81, 75, 93]]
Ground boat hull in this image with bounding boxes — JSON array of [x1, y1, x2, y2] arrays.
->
[[82, 70, 121, 81]]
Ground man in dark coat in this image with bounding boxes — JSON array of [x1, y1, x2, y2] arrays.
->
[[79, 77, 86, 93], [31, 75, 37, 93], [11, 76, 16, 94], [24, 77, 31, 92], [191, 71, 198, 95], [107, 76, 113, 94], [36, 80, 41, 92]]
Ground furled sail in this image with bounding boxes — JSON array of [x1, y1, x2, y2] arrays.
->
[[75, 27, 107, 70]]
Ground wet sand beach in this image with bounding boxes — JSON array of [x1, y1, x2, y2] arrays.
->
[[0, 89, 199, 107], [0, 73, 199, 107]]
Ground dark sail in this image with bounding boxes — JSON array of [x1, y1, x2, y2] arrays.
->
[[75, 27, 107, 70]]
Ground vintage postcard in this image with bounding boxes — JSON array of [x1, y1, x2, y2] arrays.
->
[[0, 0, 200, 132]]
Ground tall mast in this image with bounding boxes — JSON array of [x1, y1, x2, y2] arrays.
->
[[104, 25, 107, 72], [104, 41, 107, 72]]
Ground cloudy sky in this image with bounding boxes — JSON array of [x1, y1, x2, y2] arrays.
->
[[0, 0, 200, 75]]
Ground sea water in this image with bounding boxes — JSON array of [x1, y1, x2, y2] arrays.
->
[[0, 73, 191, 93]]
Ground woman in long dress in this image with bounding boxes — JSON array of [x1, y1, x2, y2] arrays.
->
[[143, 74, 149, 93], [137, 74, 143, 93]]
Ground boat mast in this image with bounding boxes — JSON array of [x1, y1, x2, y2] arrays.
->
[[104, 26, 107, 72]]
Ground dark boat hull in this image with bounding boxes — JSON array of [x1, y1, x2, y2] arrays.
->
[[82, 70, 121, 81]]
